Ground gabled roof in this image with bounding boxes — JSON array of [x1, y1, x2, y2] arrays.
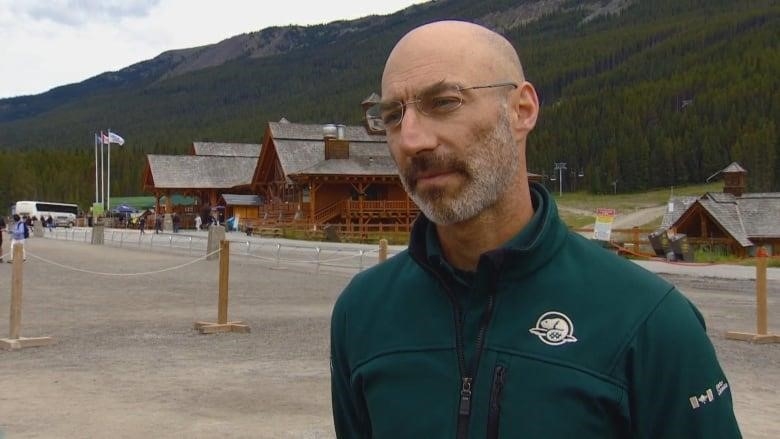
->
[[722, 162, 747, 174], [661, 196, 699, 228], [257, 121, 394, 182], [191, 142, 261, 157], [268, 121, 386, 142], [147, 155, 257, 189], [672, 191, 780, 247]]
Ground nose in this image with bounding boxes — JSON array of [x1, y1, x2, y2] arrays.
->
[[390, 104, 437, 157]]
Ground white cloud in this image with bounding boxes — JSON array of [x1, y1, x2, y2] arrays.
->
[[0, 0, 424, 98]]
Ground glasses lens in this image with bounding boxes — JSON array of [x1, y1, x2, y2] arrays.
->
[[380, 101, 404, 128], [420, 87, 463, 115]]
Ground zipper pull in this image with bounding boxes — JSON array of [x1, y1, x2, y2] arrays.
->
[[459, 377, 473, 416]]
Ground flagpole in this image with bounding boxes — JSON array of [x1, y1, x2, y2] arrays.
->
[[100, 131, 105, 209], [107, 129, 112, 215], [94, 133, 99, 204]]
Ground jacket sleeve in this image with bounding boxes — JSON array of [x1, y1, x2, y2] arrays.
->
[[330, 294, 370, 438], [625, 288, 742, 438]]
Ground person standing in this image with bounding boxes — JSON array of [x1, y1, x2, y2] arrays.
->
[[155, 214, 163, 234], [330, 21, 740, 438], [138, 215, 146, 235], [194, 214, 202, 231], [172, 212, 180, 233], [0, 215, 6, 262], [9, 214, 27, 262]]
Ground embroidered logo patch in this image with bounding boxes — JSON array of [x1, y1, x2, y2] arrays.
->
[[529, 311, 578, 346]]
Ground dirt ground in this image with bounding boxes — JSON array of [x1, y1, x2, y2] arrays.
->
[[0, 237, 778, 438]]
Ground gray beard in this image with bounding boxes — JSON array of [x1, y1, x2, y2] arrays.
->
[[400, 110, 520, 225]]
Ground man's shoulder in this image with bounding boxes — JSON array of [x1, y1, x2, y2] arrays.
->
[[336, 249, 424, 307]]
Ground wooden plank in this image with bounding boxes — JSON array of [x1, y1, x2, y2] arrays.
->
[[193, 322, 250, 334], [0, 336, 54, 350], [725, 331, 780, 344]]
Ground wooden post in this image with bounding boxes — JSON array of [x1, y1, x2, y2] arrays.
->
[[218, 240, 229, 324], [756, 251, 768, 335], [725, 249, 779, 343], [9, 243, 22, 339], [194, 240, 250, 334], [378, 239, 388, 263], [1, 244, 54, 350]]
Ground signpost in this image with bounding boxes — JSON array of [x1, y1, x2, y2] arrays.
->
[[593, 208, 616, 241]]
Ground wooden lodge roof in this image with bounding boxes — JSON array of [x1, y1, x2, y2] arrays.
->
[[265, 121, 396, 180], [146, 155, 257, 189], [269, 121, 386, 143], [191, 142, 261, 157], [671, 191, 780, 247]]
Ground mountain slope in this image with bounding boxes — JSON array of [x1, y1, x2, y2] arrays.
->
[[0, 0, 777, 211]]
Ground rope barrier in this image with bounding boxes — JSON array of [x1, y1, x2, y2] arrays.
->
[[24, 248, 221, 277]]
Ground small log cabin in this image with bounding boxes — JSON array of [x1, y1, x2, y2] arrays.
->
[[663, 162, 780, 257]]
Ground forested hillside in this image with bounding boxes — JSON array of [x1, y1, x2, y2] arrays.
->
[[0, 0, 777, 211]]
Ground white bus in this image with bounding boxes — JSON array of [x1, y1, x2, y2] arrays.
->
[[14, 201, 79, 227]]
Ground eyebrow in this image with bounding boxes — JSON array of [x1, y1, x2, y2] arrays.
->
[[379, 80, 459, 107]]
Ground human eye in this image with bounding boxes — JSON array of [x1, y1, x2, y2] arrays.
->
[[423, 92, 462, 114], [380, 102, 404, 128]]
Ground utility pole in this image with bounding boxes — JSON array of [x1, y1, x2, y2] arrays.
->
[[554, 162, 567, 197]]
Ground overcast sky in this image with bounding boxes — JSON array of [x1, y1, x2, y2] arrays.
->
[[0, 0, 424, 99]]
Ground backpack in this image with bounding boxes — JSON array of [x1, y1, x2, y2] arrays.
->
[[20, 222, 29, 239]]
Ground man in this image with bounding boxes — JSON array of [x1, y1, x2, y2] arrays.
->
[[9, 214, 27, 262], [330, 21, 741, 438]]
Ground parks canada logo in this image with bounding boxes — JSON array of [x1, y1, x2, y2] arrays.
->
[[529, 311, 578, 346]]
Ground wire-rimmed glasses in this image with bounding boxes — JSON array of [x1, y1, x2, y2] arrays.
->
[[378, 82, 517, 129]]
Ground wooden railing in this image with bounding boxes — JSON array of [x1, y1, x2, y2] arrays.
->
[[313, 199, 346, 224]]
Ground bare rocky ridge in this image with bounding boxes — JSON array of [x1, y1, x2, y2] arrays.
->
[[152, 0, 634, 83]]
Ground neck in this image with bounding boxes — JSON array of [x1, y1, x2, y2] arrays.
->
[[435, 179, 534, 271]]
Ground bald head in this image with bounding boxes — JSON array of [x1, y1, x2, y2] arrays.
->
[[382, 21, 525, 97]]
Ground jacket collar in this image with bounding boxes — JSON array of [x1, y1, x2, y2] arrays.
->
[[408, 182, 569, 280]]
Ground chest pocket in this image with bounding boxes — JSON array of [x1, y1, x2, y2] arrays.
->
[[485, 353, 630, 438]]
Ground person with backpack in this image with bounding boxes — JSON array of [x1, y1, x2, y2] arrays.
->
[[9, 214, 28, 262]]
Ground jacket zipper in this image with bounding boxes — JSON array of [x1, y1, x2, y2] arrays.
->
[[455, 291, 496, 439], [410, 252, 498, 439], [486, 365, 507, 439]]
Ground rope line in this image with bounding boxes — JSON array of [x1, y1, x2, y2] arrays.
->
[[25, 248, 221, 277]]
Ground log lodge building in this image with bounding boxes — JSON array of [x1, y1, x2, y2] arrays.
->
[[143, 94, 542, 237]]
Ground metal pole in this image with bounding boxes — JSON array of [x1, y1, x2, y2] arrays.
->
[[554, 162, 567, 197], [94, 133, 99, 204], [100, 131, 105, 207], [107, 129, 112, 215]]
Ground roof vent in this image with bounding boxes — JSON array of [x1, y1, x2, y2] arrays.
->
[[323, 124, 337, 139]]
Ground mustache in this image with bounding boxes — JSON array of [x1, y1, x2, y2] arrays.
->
[[404, 153, 469, 187]]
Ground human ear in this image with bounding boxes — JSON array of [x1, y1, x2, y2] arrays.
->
[[510, 82, 539, 134]]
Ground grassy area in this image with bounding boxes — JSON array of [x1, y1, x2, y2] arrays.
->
[[555, 182, 721, 228], [554, 182, 721, 211]]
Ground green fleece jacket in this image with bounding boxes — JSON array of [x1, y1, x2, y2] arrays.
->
[[331, 183, 741, 438]]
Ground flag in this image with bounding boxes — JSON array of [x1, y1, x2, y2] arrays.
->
[[108, 132, 125, 146], [101, 132, 109, 144]]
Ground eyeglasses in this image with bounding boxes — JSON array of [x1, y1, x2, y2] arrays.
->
[[379, 82, 517, 129]]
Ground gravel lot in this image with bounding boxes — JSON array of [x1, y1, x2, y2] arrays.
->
[[0, 236, 778, 438]]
